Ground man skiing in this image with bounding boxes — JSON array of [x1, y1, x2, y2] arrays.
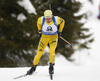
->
[[27, 10, 65, 75]]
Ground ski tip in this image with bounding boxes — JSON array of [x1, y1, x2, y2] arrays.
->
[[13, 74, 28, 80]]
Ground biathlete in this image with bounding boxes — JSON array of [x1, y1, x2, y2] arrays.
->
[[27, 10, 65, 75]]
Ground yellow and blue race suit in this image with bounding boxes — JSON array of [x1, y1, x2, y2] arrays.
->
[[33, 16, 65, 65]]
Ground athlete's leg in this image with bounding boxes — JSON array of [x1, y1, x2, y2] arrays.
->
[[49, 34, 58, 64], [33, 34, 49, 65]]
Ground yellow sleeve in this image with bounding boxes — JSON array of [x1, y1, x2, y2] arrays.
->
[[37, 17, 42, 33], [57, 17, 65, 32]]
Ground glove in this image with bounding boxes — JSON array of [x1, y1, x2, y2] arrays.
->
[[58, 30, 61, 37], [38, 33, 42, 39]]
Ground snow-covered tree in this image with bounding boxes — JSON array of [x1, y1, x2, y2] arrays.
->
[[0, 0, 38, 67]]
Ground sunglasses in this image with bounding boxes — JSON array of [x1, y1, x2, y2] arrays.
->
[[45, 18, 52, 20]]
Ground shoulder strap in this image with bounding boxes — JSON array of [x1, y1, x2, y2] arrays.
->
[[52, 15, 57, 26], [42, 17, 45, 27]]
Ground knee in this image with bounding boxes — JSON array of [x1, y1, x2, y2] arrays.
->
[[50, 50, 55, 55], [35, 52, 42, 60]]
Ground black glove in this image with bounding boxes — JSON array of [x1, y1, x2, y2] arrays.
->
[[58, 30, 61, 37], [38, 33, 42, 39]]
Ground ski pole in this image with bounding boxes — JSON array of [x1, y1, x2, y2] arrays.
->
[[60, 36, 77, 49], [48, 0, 52, 10]]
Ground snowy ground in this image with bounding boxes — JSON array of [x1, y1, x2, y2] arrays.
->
[[0, 54, 100, 81], [1, 0, 100, 81], [0, 66, 100, 81]]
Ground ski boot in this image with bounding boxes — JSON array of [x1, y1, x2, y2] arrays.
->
[[27, 64, 37, 75], [49, 63, 54, 74]]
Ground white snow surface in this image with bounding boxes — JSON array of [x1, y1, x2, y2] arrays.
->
[[17, 0, 37, 14], [1, 0, 100, 81], [71, 0, 100, 66], [0, 66, 100, 81]]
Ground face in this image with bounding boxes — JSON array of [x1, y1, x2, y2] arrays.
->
[[45, 18, 52, 23]]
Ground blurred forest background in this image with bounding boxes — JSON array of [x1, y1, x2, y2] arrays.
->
[[0, 0, 93, 67]]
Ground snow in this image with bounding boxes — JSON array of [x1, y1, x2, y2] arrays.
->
[[17, 0, 37, 14], [17, 13, 26, 22], [71, 0, 100, 66], [55, 53, 74, 66], [1, 0, 100, 81], [0, 66, 100, 81]]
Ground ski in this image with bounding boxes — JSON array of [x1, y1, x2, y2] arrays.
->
[[50, 73, 53, 80], [14, 73, 28, 79], [14, 72, 38, 79]]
